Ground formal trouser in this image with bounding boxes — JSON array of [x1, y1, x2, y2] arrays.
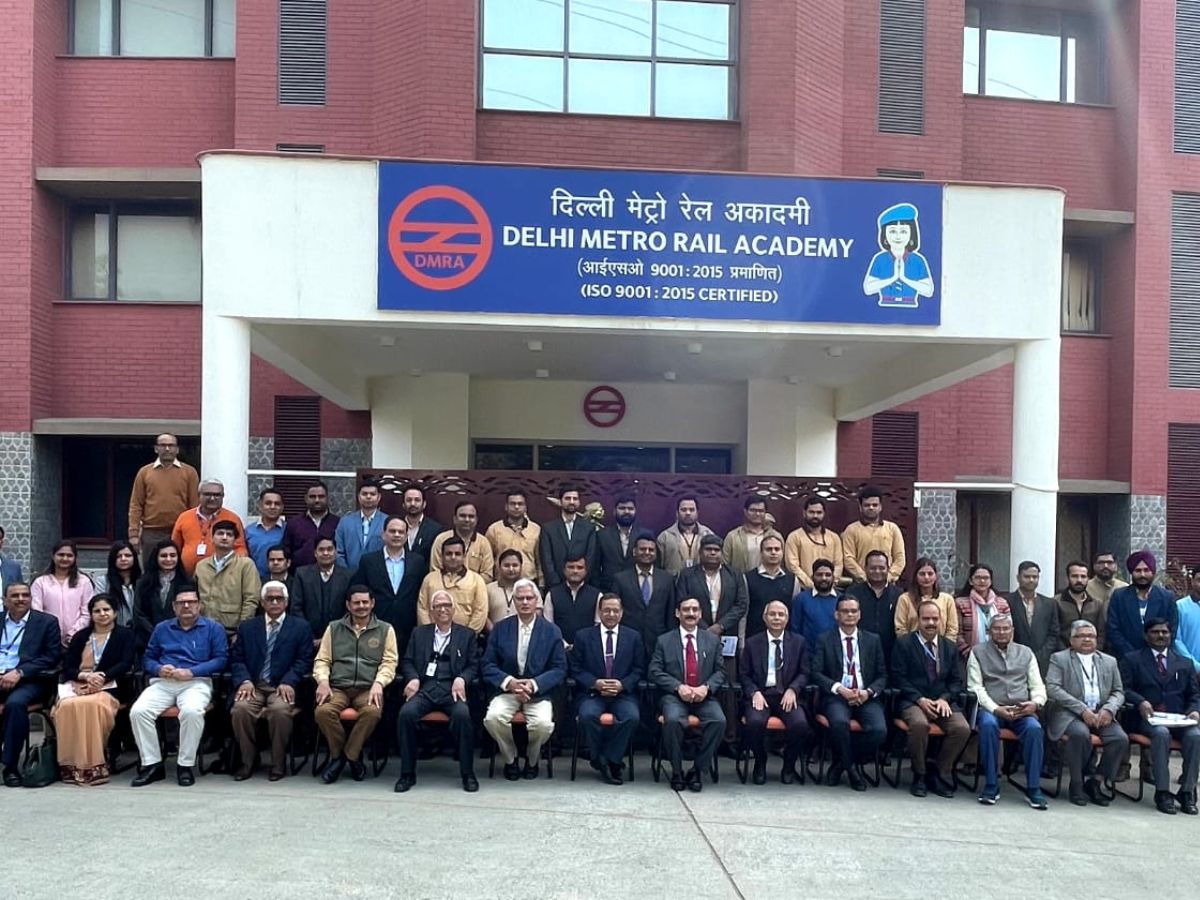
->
[[900, 705, 970, 778], [577, 694, 639, 768], [721, 655, 739, 744], [1062, 718, 1128, 791], [484, 694, 554, 765], [230, 684, 297, 771], [977, 710, 1043, 793], [397, 694, 474, 776], [0, 683, 48, 769], [131, 678, 213, 767], [315, 687, 382, 762], [742, 693, 810, 764], [822, 696, 886, 770], [659, 695, 725, 776], [1137, 721, 1200, 793], [137, 528, 173, 568]]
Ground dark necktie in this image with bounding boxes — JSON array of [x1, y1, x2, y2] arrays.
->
[[685, 634, 699, 687], [604, 630, 615, 678], [772, 638, 783, 683], [845, 635, 858, 690], [641, 573, 652, 606], [1157, 652, 1168, 677], [261, 620, 279, 683], [925, 640, 939, 681]]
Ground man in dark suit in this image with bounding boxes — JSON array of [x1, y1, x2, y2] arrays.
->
[[483, 579, 567, 780], [547, 555, 602, 649], [812, 595, 887, 791], [847, 550, 901, 666], [570, 594, 645, 785], [596, 495, 641, 590], [649, 596, 726, 792], [1120, 617, 1200, 815], [612, 533, 674, 660], [394, 591, 481, 793], [0, 526, 22, 594], [354, 516, 425, 653], [229, 581, 315, 781], [742, 600, 809, 785], [290, 535, 353, 642], [891, 599, 970, 797], [1107, 550, 1178, 657], [674, 535, 749, 637], [0, 582, 61, 786], [1007, 559, 1061, 675], [401, 485, 441, 571], [538, 486, 598, 590]]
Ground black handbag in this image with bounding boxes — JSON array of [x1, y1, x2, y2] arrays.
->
[[20, 735, 59, 788]]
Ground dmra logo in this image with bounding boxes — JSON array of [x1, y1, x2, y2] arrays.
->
[[386, 185, 494, 291]]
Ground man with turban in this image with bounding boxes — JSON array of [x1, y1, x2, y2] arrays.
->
[[1106, 552, 1186, 658]]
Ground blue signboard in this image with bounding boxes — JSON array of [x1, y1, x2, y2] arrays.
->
[[377, 161, 942, 325]]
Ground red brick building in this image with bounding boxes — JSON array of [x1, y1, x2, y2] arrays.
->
[[2, 1, 1195, 588]]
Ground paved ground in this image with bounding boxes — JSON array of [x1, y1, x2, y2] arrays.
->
[[4, 752, 1195, 900]]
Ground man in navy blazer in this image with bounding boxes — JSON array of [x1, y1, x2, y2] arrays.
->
[[1119, 617, 1200, 815], [742, 600, 810, 785], [1107, 551, 1181, 657], [0, 582, 62, 786], [354, 517, 426, 654], [483, 579, 567, 780], [569, 594, 645, 785], [229, 581, 314, 781], [611, 533, 674, 660], [649, 596, 726, 792], [812, 595, 888, 791], [0, 525, 22, 594], [538, 486, 599, 590]]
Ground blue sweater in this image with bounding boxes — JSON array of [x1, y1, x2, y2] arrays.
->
[[144, 616, 229, 678], [790, 590, 843, 650]]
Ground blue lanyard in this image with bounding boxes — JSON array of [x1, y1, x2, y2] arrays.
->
[[1, 619, 25, 656]]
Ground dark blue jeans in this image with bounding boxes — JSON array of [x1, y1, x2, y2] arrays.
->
[[977, 709, 1043, 794]]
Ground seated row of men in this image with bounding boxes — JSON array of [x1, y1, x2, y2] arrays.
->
[[12, 566, 1188, 813]]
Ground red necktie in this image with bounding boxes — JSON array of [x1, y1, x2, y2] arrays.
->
[[685, 634, 700, 687], [1157, 653, 1168, 677], [845, 635, 858, 690]]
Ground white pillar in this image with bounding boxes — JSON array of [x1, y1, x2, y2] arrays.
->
[[370, 373, 469, 468], [746, 380, 837, 475], [1010, 338, 1060, 578], [201, 314, 251, 516]]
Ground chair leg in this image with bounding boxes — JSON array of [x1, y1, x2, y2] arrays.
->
[[1112, 752, 1147, 802], [651, 727, 662, 782], [627, 738, 635, 782], [570, 722, 580, 782]]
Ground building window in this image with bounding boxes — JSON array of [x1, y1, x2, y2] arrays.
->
[[480, 0, 737, 119], [963, 2, 1105, 104], [1062, 241, 1100, 332], [474, 442, 731, 473], [70, 0, 236, 57], [68, 203, 202, 302]]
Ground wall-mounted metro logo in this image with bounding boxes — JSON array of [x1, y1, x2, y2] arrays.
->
[[386, 185, 494, 291]]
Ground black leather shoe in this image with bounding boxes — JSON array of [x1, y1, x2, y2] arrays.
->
[[751, 760, 767, 785], [268, 769, 285, 782], [931, 778, 956, 799], [910, 775, 928, 797], [131, 763, 165, 788], [1177, 791, 1198, 815], [847, 768, 867, 792], [234, 763, 257, 782], [503, 762, 521, 781], [607, 762, 624, 781], [176, 765, 195, 787], [522, 761, 539, 780], [348, 760, 367, 782], [394, 773, 416, 793], [686, 767, 703, 793], [670, 773, 685, 791], [780, 765, 798, 785], [823, 764, 844, 787], [3, 768, 23, 788], [321, 756, 347, 784], [1155, 791, 1178, 815], [601, 766, 623, 785], [1068, 785, 1088, 806], [462, 773, 479, 792], [1083, 779, 1110, 807]]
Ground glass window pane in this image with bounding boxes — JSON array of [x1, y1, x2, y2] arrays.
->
[[1061, 243, 1098, 332], [963, 25, 979, 94], [983, 29, 1061, 101], [674, 447, 731, 474], [482, 53, 564, 111], [655, 62, 728, 118], [73, 0, 114, 55], [569, 0, 651, 56], [656, 1, 731, 61], [537, 445, 670, 472], [70, 212, 110, 299], [474, 443, 534, 470], [116, 215, 201, 301], [120, 0, 206, 57], [484, 0, 564, 51], [1065, 18, 1105, 103], [568, 58, 650, 115], [213, 0, 237, 57]]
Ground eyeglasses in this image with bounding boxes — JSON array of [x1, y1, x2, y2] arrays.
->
[[174, 599, 199, 607], [200, 492, 223, 498]]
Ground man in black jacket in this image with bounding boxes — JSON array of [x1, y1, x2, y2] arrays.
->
[[891, 600, 970, 797], [290, 535, 353, 642], [394, 591, 480, 793], [547, 555, 602, 650], [595, 495, 641, 590], [0, 582, 62, 786], [611, 533, 673, 660], [847, 550, 901, 666], [539, 486, 599, 590], [354, 516, 425, 653], [741, 600, 809, 784]]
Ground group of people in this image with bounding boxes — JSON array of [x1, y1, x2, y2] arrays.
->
[[0, 434, 1195, 817]]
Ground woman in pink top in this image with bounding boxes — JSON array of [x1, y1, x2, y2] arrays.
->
[[31, 540, 94, 646], [954, 563, 1010, 658]]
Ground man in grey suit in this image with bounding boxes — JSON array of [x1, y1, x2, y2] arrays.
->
[[1046, 620, 1129, 807], [1007, 560, 1060, 675], [649, 596, 726, 793]]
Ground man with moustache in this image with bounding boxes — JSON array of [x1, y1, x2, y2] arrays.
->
[[657, 496, 715, 575], [785, 495, 844, 589], [1056, 560, 1107, 649]]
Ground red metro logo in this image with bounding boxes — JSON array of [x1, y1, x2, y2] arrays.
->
[[387, 185, 494, 291]]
